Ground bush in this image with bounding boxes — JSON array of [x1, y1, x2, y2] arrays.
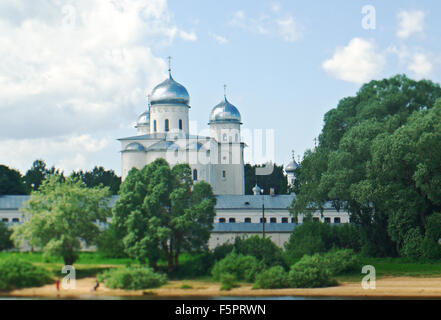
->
[[219, 274, 239, 291], [288, 254, 337, 288], [0, 257, 53, 291], [0, 222, 13, 251], [234, 236, 286, 268], [213, 243, 234, 261], [172, 252, 215, 278], [99, 266, 167, 290], [323, 249, 360, 275], [400, 228, 424, 260], [253, 266, 289, 289], [211, 252, 264, 282]]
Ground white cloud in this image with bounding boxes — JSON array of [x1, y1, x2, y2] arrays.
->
[[408, 53, 432, 78], [276, 16, 302, 42], [0, 0, 194, 141], [229, 8, 302, 42], [210, 33, 228, 45], [0, 0, 196, 173], [397, 10, 426, 39], [322, 38, 386, 84], [0, 134, 111, 174]]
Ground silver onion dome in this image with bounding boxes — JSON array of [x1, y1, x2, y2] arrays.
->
[[136, 110, 150, 126], [209, 97, 241, 123], [285, 160, 299, 173], [125, 142, 146, 151], [150, 73, 190, 106]]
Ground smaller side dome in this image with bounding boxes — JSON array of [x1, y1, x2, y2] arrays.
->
[[209, 97, 241, 123], [125, 142, 145, 152], [285, 160, 299, 173], [136, 111, 150, 126]]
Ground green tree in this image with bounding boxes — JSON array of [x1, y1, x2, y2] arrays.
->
[[0, 221, 14, 251], [244, 163, 289, 195], [291, 75, 441, 257], [13, 176, 111, 265], [0, 165, 26, 195], [23, 159, 64, 192], [113, 159, 217, 273], [71, 166, 121, 195]]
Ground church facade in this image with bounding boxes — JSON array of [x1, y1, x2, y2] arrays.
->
[[119, 68, 245, 195]]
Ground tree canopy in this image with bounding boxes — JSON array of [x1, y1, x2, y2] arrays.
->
[[71, 166, 121, 195], [13, 176, 111, 265], [113, 158, 217, 273], [0, 165, 26, 195], [244, 163, 289, 195], [23, 159, 64, 192], [292, 75, 441, 257]]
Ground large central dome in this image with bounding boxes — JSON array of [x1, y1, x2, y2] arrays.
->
[[150, 73, 190, 106]]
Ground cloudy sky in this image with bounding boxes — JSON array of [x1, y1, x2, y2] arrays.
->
[[1, 0, 440, 175]]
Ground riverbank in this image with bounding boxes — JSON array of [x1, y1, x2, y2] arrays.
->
[[3, 276, 441, 299]]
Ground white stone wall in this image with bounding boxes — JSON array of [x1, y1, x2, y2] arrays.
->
[[150, 104, 189, 134], [209, 232, 291, 249]]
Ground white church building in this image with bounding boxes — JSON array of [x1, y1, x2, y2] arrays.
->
[[0, 65, 350, 249]]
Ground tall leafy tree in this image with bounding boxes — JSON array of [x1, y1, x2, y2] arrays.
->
[[0, 165, 26, 195], [13, 176, 111, 265], [0, 221, 14, 251], [244, 163, 289, 195], [71, 166, 121, 195], [113, 159, 216, 273], [23, 159, 64, 192], [291, 75, 441, 257]]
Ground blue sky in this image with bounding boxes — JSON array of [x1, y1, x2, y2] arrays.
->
[[0, 0, 440, 175]]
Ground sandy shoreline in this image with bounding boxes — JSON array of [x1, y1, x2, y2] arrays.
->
[[2, 276, 441, 299]]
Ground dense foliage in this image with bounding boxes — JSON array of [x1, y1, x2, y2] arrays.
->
[[284, 221, 361, 260], [0, 221, 14, 251], [211, 252, 264, 282], [113, 159, 217, 273], [0, 257, 52, 291], [291, 75, 441, 258], [13, 176, 111, 265], [253, 266, 289, 289], [244, 163, 289, 195], [71, 166, 121, 195], [0, 165, 26, 195], [288, 254, 337, 288], [98, 266, 167, 290]]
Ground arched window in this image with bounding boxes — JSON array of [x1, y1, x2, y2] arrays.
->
[[153, 120, 157, 132], [193, 169, 198, 181], [222, 170, 226, 178], [165, 119, 169, 132], [179, 119, 183, 130], [222, 133, 227, 142], [334, 217, 341, 224], [244, 217, 251, 223], [219, 218, 226, 223], [282, 217, 288, 223], [229, 218, 236, 223], [270, 217, 277, 223]]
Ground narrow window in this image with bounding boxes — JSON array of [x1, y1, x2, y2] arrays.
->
[[193, 169, 198, 181], [270, 217, 277, 223], [260, 218, 267, 223], [179, 119, 183, 130], [244, 217, 251, 223], [235, 134, 239, 142], [229, 218, 236, 223], [222, 133, 227, 141], [334, 217, 341, 224], [219, 218, 226, 223], [12, 218, 19, 223], [281, 217, 288, 223], [313, 217, 320, 222], [291, 218, 295, 223], [324, 217, 331, 224], [2, 218, 8, 222], [222, 170, 226, 178], [165, 119, 169, 132], [153, 120, 157, 132]]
